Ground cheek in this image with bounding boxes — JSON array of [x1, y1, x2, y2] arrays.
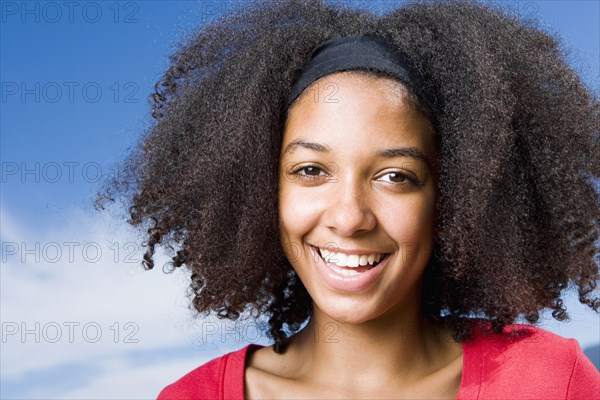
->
[[278, 183, 322, 273], [378, 193, 435, 258], [278, 180, 318, 245]]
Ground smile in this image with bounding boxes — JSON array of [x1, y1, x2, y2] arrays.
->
[[315, 247, 389, 269], [309, 245, 391, 290]]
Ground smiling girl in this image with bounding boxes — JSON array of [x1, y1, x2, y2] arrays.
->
[[96, 0, 599, 398], [256, 68, 462, 398]]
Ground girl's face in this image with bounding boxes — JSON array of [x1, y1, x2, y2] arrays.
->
[[279, 72, 438, 324]]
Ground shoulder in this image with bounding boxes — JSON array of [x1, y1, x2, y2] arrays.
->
[[465, 320, 599, 398], [156, 352, 228, 400], [157, 345, 257, 400], [471, 320, 577, 352]]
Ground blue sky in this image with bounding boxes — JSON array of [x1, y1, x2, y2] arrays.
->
[[1, 1, 599, 398]]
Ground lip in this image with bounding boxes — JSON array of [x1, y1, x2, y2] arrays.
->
[[309, 245, 391, 292], [309, 243, 389, 256]]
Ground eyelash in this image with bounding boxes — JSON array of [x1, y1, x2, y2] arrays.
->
[[289, 165, 421, 187]]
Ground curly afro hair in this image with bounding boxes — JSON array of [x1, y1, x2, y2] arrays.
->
[[95, 0, 600, 353]]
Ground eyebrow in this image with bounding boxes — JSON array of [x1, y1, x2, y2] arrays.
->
[[283, 140, 332, 155], [283, 139, 432, 170]]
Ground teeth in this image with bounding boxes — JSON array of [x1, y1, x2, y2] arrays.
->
[[347, 255, 359, 267], [328, 264, 360, 276], [335, 253, 348, 266], [317, 247, 385, 268]]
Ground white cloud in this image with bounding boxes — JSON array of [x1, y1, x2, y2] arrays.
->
[[54, 357, 212, 399], [1, 204, 202, 380], [4, 346, 222, 399]]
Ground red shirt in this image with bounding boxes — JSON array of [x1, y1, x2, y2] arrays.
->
[[157, 323, 600, 399]]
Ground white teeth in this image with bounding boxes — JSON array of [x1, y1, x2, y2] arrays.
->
[[329, 264, 359, 276], [359, 255, 368, 266], [335, 253, 348, 266], [347, 254, 359, 267], [317, 247, 385, 268]]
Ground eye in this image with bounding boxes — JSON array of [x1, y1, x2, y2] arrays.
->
[[377, 171, 420, 187], [289, 165, 329, 181], [296, 166, 325, 176]]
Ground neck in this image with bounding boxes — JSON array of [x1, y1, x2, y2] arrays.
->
[[284, 289, 459, 391]]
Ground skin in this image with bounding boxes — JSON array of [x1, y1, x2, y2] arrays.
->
[[245, 72, 463, 399]]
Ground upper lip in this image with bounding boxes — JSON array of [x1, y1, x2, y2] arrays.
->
[[310, 244, 389, 256]]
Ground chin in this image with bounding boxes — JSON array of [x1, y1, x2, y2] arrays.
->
[[314, 296, 385, 325]]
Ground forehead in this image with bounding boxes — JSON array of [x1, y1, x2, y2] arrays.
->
[[289, 71, 412, 116], [282, 72, 436, 159]]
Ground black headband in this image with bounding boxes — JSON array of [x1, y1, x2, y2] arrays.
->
[[286, 35, 434, 113]]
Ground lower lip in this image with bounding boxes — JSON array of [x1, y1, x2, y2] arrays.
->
[[310, 245, 390, 292]]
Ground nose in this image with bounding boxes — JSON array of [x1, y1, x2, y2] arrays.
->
[[322, 175, 377, 237]]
